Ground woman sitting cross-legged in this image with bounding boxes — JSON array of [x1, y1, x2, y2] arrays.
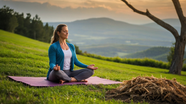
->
[[46, 24, 98, 84]]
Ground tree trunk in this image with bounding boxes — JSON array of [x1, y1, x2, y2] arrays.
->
[[121, 0, 186, 75], [168, 0, 186, 75], [169, 34, 186, 75]]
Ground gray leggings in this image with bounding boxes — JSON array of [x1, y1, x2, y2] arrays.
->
[[49, 69, 94, 82]]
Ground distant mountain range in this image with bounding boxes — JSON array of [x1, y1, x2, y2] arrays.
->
[[45, 17, 182, 62], [46, 17, 179, 47]]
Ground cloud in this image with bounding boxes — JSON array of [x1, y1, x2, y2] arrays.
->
[[3, 0, 186, 16], [0, 0, 125, 22], [1, 0, 185, 24]]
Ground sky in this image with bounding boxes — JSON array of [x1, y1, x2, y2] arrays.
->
[[1, 0, 186, 24]]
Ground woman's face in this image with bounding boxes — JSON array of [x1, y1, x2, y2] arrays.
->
[[58, 26, 68, 39]]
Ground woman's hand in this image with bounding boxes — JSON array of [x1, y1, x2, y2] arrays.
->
[[87, 64, 98, 70], [53, 64, 60, 71]]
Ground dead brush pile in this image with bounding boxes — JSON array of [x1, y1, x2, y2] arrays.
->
[[106, 76, 186, 104]]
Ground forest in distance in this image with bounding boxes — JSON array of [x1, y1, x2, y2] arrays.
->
[[0, 6, 54, 43]]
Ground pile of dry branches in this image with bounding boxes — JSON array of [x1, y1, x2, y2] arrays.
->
[[106, 76, 186, 104]]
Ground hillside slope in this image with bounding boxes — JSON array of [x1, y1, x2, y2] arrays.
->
[[123, 47, 170, 62], [123, 47, 186, 62], [80, 44, 151, 57], [0, 29, 186, 82], [0, 30, 186, 104]]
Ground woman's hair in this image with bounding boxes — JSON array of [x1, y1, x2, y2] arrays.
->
[[50, 24, 67, 44]]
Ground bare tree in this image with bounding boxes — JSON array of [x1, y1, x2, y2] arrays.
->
[[121, 0, 186, 75]]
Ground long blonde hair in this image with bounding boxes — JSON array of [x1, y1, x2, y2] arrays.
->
[[50, 24, 67, 44]]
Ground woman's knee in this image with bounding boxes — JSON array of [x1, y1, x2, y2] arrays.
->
[[50, 70, 71, 81], [86, 68, 94, 75], [49, 70, 65, 78], [51, 70, 61, 75]]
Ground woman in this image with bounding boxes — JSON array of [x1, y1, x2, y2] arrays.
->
[[47, 24, 98, 84]]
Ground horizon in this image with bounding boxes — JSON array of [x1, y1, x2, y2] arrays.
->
[[43, 17, 180, 26], [0, 0, 186, 24]]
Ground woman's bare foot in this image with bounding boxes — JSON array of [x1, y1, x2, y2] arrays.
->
[[59, 79, 65, 84], [70, 77, 77, 82], [81, 79, 88, 82], [70, 77, 88, 82]]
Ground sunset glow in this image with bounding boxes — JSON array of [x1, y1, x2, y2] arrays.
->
[[11, 0, 186, 14], [1, 0, 186, 24]]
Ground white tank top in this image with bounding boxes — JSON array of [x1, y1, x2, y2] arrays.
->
[[62, 48, 72, 70]]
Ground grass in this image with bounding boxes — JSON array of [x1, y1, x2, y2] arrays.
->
[[0, 29, 186, 104]]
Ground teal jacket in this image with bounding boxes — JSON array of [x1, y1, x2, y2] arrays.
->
[[47, 41, 88, 80]]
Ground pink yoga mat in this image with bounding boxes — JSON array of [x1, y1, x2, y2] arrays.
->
[[8, 76, 122, 87]]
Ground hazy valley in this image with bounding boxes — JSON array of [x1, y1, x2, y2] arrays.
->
[[45, 18, 181, 62]]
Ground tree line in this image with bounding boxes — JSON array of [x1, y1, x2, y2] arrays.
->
[[0, 5, 53, 43]]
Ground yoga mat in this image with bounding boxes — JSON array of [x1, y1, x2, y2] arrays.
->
[[8, 76, 122, 87]]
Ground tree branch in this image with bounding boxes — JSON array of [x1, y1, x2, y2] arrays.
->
[[121, 0, 179, 39], [121, 0, 146, 15], [172, 0, 186, 26]]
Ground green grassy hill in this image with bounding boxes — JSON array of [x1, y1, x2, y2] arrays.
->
[[123, 47, 170, 62], [123, 47, 186, 63], [80, 44, 151, 57], [0, 30, 186, 104]]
